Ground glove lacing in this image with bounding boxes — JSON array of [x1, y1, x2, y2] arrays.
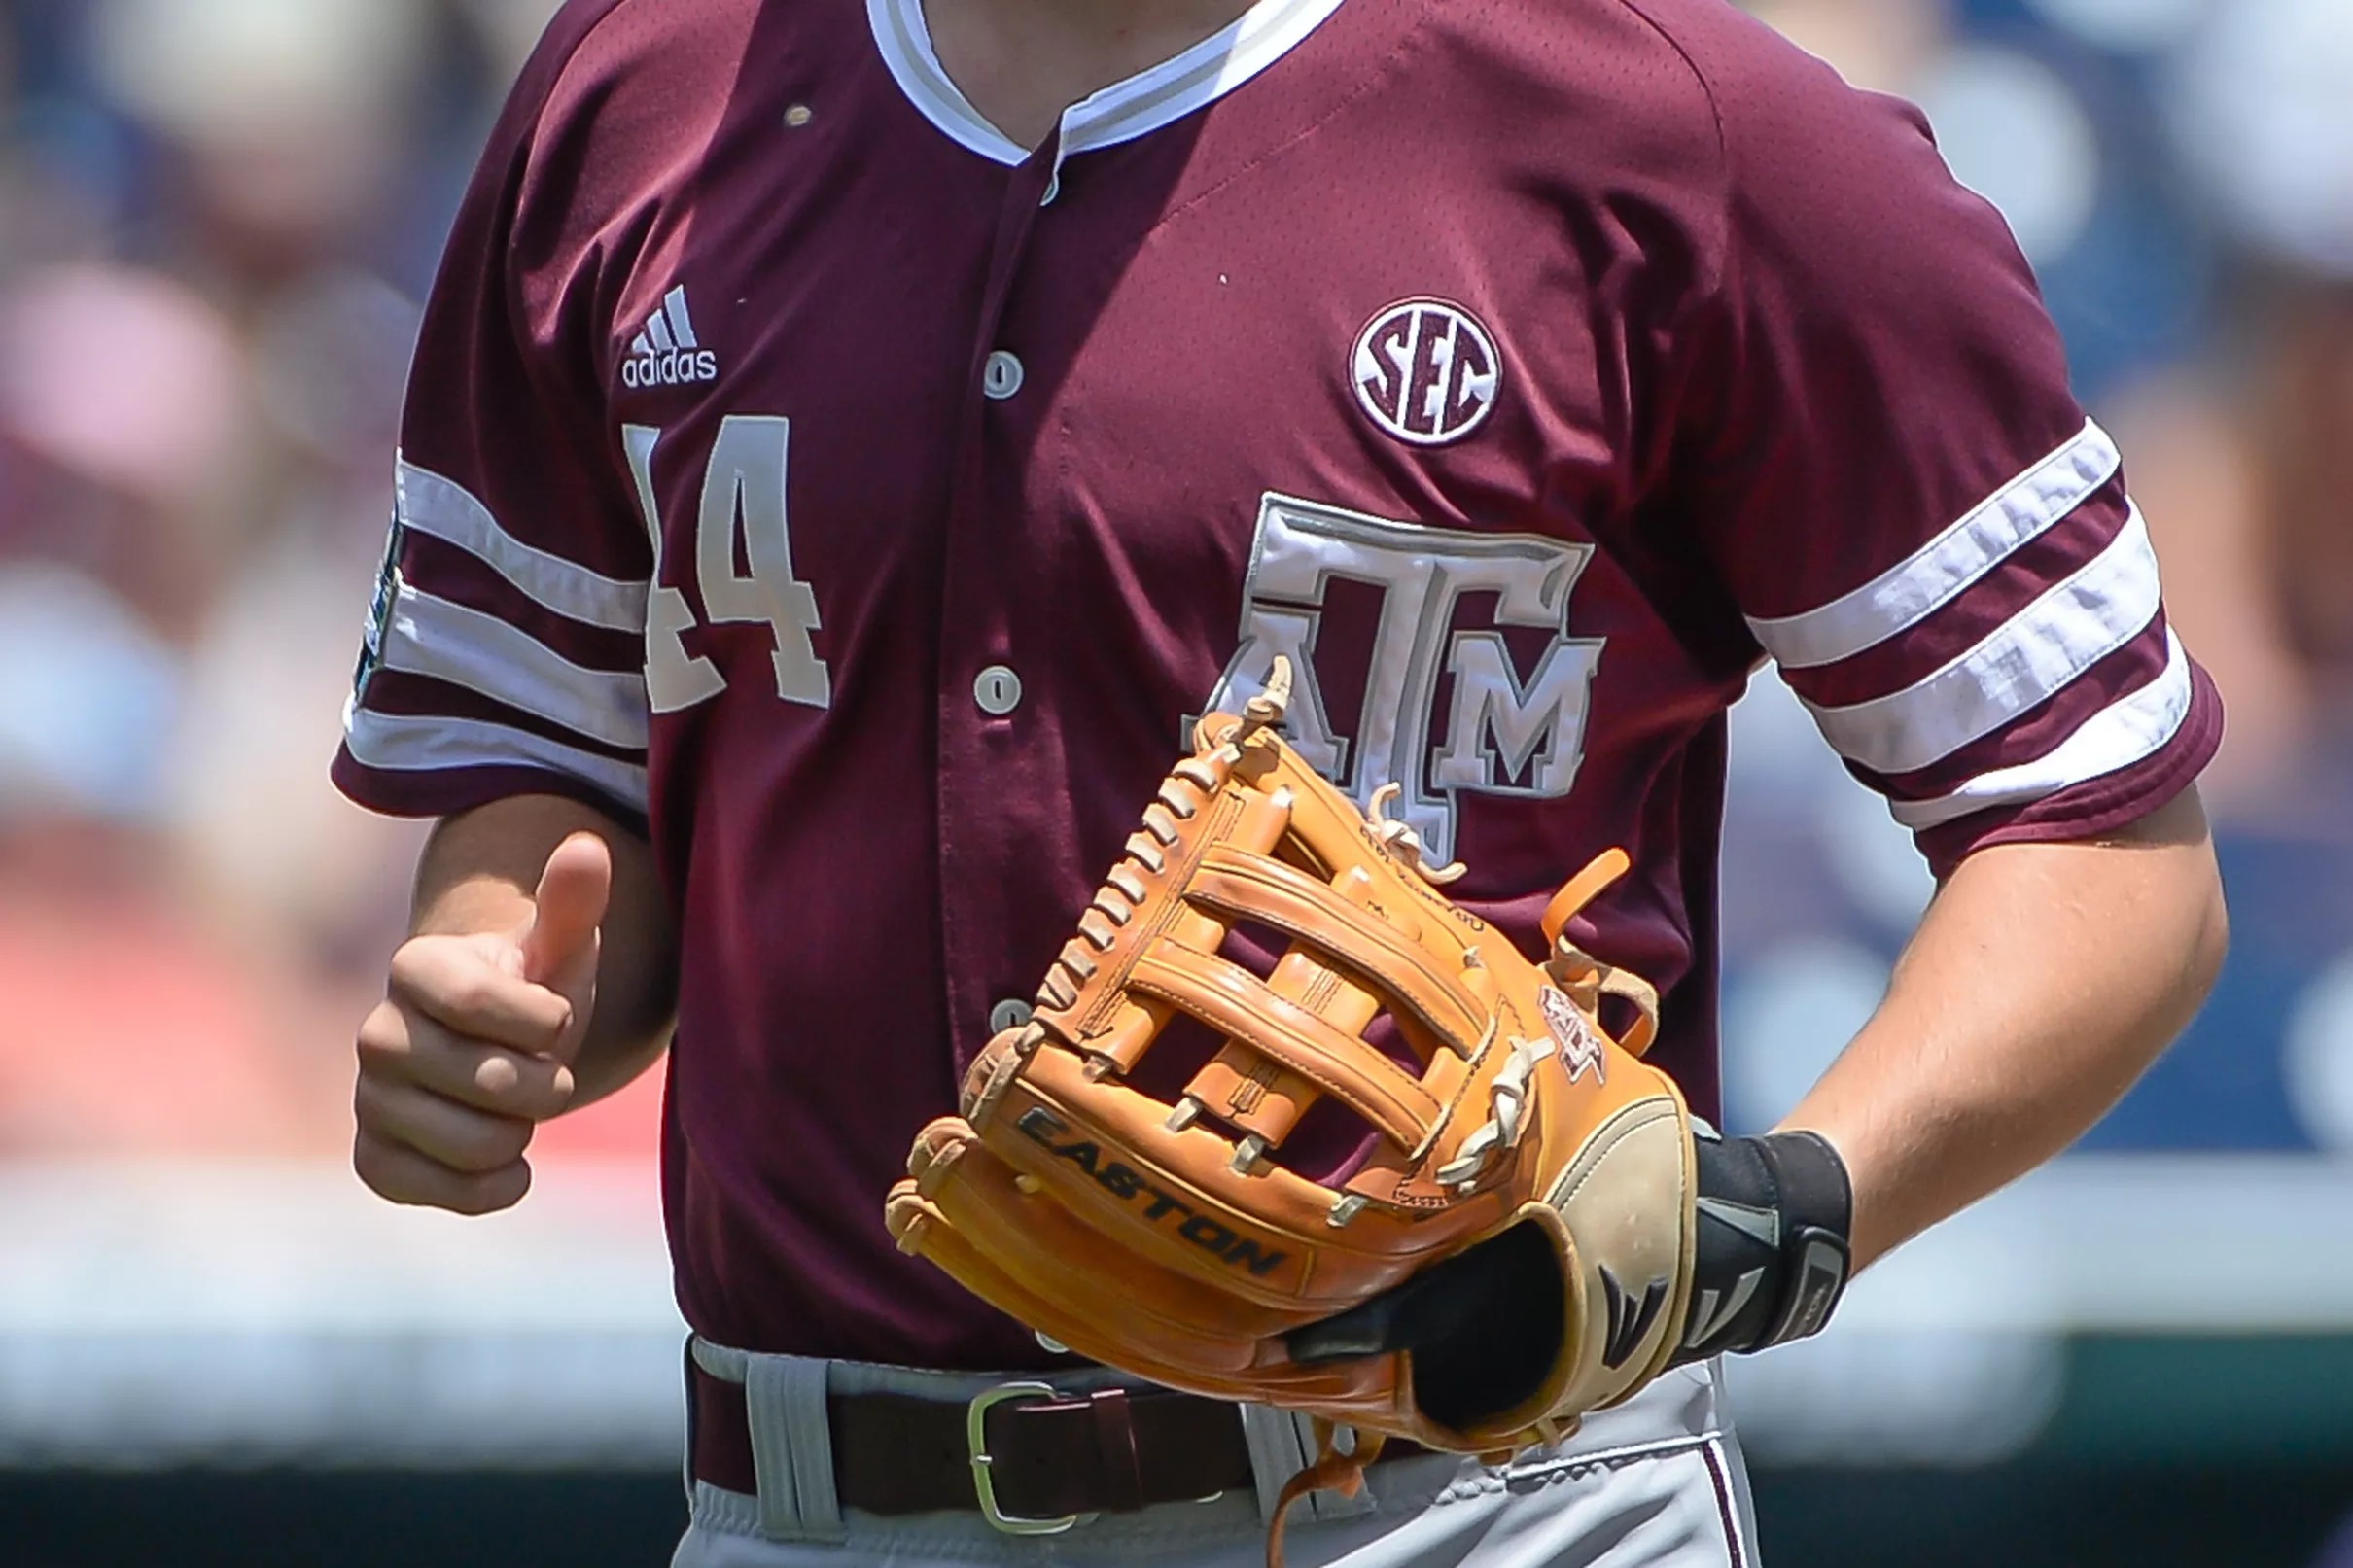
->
[[1433, 1035, 1547, 1191]]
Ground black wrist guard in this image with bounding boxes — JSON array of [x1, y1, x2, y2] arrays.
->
[[1670, 1127, 1854, 1366]]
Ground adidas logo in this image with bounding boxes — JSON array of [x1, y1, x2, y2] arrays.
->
[[621, 285, 720, 389]]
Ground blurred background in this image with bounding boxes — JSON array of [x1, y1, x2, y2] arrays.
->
[[0, 0, 2348, 1562]]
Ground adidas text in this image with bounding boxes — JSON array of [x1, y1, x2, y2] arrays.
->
[[623, 349, 720, 389], [623, 285, 718, 389]]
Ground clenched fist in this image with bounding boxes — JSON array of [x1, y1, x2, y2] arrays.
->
[[353, 831, 612, 1215]]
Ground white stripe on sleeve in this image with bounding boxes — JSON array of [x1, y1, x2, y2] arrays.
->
[[1890, 631, 2194, 830], [379, 582, 650, 750], [395, 460, 650, 632], [1749, 421, 2123, 671], [1806, 505, 2163, 776], [342, 704, 650, 815]]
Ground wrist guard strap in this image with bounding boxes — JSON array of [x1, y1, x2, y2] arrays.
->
[[1671, 1128, 1853, 1365]]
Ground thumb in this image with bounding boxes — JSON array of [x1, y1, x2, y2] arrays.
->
[[521, 830, 612, 994]]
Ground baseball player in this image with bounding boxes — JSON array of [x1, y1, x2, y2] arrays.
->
[[336, 0, 2230, 1562]]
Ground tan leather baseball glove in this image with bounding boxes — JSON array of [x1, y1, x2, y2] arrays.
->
[[885, 659, 1699, 1554]]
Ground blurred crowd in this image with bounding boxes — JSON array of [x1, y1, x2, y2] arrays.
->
[[0, 0, 613, 1155], [1, 0, 2350, 1159], [1717, 0, 2353, 1148]]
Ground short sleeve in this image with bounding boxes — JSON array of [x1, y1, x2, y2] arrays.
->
[[333, 14, 653, 828], [1668, 29, 2221, 876]]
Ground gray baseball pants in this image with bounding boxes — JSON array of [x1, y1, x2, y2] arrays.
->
[[674, 1344, 1758, 1568]]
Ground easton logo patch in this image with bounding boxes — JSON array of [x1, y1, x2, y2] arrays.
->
[[1016, 1107, 1289, 1277], [1539, 987, 1606, 1085], [1598, 1266, 1670, 1370]]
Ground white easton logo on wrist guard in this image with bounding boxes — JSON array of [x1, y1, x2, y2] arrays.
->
[[1683, 1267, 1766, 1351]]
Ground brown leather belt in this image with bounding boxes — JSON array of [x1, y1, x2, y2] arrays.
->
[[689, 1360, 1415, 1529]]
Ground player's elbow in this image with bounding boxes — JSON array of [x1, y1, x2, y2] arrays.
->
[[2145, 807, 2230, 1043], [2091, 784, 2230, 1046], [2158, 788, 2230, 1012], [2182, 853, 2230, 1013]]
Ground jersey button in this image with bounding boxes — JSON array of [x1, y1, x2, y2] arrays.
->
[[974, 665, 1024, 716], [989, 999, 1036, 1034], [982, 350, 1026, 401]]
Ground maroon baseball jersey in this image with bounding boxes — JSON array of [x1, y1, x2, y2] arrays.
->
[[335, 0, 2220, 1367]]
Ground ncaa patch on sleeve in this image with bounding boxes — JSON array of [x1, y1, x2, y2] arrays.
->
[[353, 514, 404, 701]]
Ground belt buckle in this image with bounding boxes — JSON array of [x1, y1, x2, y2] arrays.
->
[[966, 1381, 1095, 1535]]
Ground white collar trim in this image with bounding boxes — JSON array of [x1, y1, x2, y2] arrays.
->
[[869, 0, 1348, 167]]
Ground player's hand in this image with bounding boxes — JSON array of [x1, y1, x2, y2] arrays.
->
[[352, 832, 611, 1215]]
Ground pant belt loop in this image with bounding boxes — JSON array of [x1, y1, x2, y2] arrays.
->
[[1235, 1406, 1379, 1525], [680, 1337, 700, 1509], [741, 1352, 848, 1544]]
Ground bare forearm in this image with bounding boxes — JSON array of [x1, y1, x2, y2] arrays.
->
[[1780, 787, 2229, 1270], [414, 795, 681, 1104]]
